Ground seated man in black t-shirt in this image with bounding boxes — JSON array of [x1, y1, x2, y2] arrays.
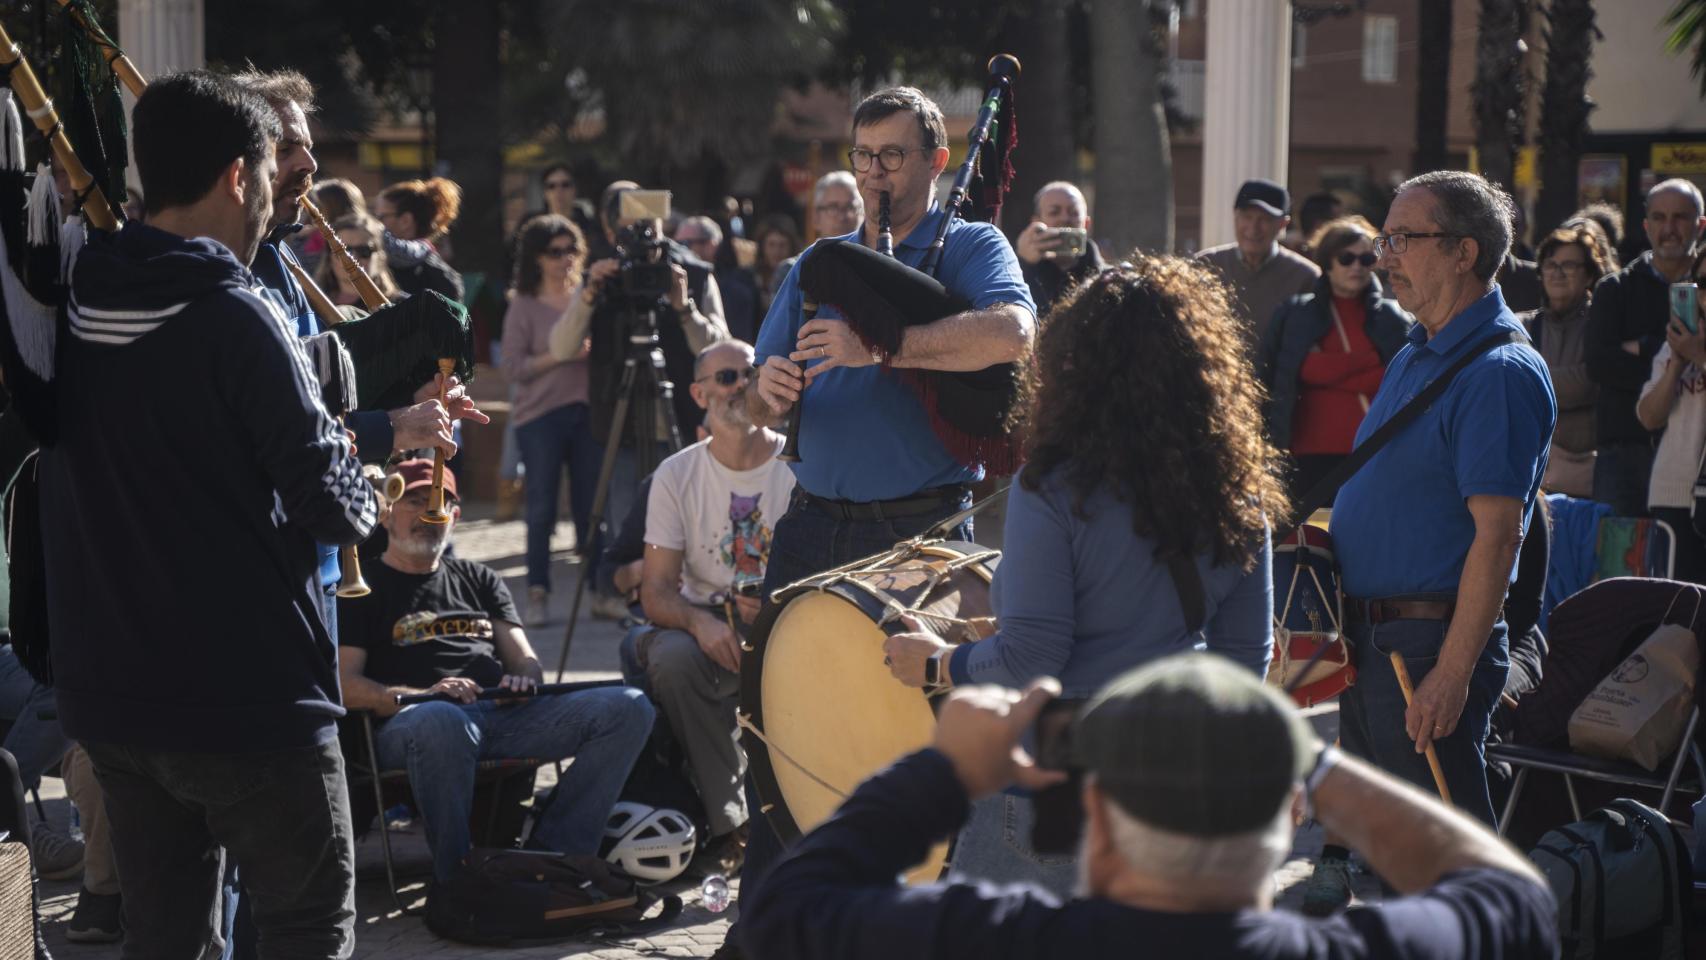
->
[[339, 460, 654, 883], [742, 654, 1557, 960]]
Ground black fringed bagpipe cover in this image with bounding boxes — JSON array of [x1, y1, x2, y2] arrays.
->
[[327, 290, 475, 413], [795, 87, 1023, 475]]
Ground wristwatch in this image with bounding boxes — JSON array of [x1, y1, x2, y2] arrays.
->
[[924, 648, 952, 689], [675, 296, 697, 318], [1300, 743, 1341, 822]]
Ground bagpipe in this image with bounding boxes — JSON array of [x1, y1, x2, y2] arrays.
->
[[780, 54, 1025, 475]]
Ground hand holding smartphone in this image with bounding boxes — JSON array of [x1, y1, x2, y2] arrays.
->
[[1671, 282, 1699, 334]]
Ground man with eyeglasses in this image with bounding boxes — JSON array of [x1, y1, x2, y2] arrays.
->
[[678, 214, 763, 342], [730, 84, 1033, 960], [1326, 173, 1554, 908], [766, 173, 866, 340], [1014, 180, 1106, 316], [1585, 178, 1706, 516], [625, 340, 794, 867], [1196, 178, 1321, 345]]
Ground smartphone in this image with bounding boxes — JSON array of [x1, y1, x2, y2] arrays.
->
[[1054, 227, 1088, 259], [1029, 698, 1086, 855], [618, 188, 672, 223], [1671, 282, 1699, 334]]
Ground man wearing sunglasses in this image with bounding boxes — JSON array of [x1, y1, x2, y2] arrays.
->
[[1197, 178, 1321, 346], [628, 340, 795, 867]]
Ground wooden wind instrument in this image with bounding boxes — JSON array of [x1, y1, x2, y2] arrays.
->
[[283, 257, 371, 598], [0, 20, 118, 230]]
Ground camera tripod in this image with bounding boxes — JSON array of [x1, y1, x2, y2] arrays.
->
[[552, 298, 685, 678]]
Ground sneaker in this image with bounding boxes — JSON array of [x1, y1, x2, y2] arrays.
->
[[65, 888, 122, 943], [30, 827, 83, 881], [527, 586, 550, 626], [1300, 855, 1354, 917], [691, 823, 749, 879], [589, 592, 632, 621]]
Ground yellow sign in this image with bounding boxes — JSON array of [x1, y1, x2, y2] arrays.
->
[[1514, 146, 1537, 189], [1653, 143, 1706, 175], [358, 141, 434, 170]]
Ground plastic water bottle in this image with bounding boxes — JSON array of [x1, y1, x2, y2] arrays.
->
[[700, 874, 731, 913]]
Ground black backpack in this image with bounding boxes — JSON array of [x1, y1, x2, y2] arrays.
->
[[1529, 799, 1690, 959], [424, 848, 681, 946]]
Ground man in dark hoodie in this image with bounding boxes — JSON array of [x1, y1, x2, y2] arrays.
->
[[41, 71, 376, 958]]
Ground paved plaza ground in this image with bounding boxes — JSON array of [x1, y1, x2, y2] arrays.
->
[[33, 506, 1368, 958]]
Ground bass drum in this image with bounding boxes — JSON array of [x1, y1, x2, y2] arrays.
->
[[739, 539, 998, 883]]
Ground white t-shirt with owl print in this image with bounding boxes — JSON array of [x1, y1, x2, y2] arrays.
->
[[645, 435, 796, 605]]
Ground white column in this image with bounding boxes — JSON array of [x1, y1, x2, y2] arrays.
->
[[118, 0, 205, 81], [1200, 0, 1292, 249]]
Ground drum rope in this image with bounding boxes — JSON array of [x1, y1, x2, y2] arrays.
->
[[736, 712, 851, 802]]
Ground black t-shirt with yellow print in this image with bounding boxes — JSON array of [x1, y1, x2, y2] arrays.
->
[[340, 556, 519, 691]]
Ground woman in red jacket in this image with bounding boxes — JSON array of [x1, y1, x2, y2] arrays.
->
[[1260, 216, 1414, 504]]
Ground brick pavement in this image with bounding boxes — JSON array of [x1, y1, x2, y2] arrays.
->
[[31, 507, 1371, 958]]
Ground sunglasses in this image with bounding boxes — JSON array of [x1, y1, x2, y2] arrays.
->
[[541, 245, 579, 259], [345, 244, 375, 259], [697, 366, 756, 386], [1336, 251, 1377, 267], [544, 179, 574, 190]]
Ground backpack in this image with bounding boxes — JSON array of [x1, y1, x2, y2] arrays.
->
[[1529, 798, 1690, 959], [424, 847, 681, 946]]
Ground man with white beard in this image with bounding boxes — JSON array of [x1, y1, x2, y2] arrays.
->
[[624, 340, 796, 865], [338, 460, 653, 884]]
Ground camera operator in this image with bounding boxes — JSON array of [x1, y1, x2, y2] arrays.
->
[[741, 653, 1556, 960], [549, 180, 729, 551]]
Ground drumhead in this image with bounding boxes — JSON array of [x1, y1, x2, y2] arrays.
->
[[741, 541, 996, 883]]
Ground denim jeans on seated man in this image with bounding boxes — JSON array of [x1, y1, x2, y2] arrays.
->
[[0, 644, 68, 792], [373, 685, 653, 881], [84, 739, 355, 960], [1338, 612, 1510, 827]]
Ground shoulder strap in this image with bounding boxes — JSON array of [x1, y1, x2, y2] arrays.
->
[[1286, 328, 1523, 532], [1166, 553, 1207, 635]]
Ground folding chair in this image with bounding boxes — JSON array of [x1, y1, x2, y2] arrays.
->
[[341, 711, 547, 913], [1488, 706, 1706, 836]]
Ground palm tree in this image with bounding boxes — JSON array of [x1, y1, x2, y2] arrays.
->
[[1413, 0, 1454, 174], [1471, 0, 1529, 193], [1535, 0, 1599, 234], [1091, 0, 1171, 255], [549, 0, 841, 208], [1665, 0, 1706, 96]]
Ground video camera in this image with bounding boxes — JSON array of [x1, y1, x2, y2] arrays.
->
[[608, 189, 676, 308]]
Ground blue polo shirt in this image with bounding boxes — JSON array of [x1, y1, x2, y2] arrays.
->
[[1333, 287, 1555, 600], [755, 205, 1034, 502]]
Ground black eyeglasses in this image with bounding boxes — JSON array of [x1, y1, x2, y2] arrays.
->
[[346, 244, 375, 259], [847, 147, 928, 173], [697, 366, 756, 386], [544, 179, 574, 191], [1540, 260, 1587, 277], [541, 245, 579, 259], [1336, 251, 1377, 267], [1372, 232, 1467, 257]]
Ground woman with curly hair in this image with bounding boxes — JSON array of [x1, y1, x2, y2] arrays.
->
[[375, 177, 465, 302], [883, 255, 1287, 893]]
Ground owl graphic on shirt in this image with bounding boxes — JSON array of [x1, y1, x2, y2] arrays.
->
[[720, 491, 772, 581]]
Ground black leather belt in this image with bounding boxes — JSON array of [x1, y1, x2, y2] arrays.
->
[[802, 485, 968, 522], [1345, 596, 1457, 626]]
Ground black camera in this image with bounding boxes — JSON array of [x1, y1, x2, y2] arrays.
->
[[612, 220, 675, 305], [1030, 698, 1086, 855]]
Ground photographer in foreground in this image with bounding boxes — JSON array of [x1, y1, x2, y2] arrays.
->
[[742, 653, 1556, 960]]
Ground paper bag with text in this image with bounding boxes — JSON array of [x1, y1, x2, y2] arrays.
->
[[1568, 623, 1700, 771]]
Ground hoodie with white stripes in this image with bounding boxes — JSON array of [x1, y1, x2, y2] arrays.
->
[[42, 222, 377, 753]]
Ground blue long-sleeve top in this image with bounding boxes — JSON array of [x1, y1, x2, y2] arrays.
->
[[741, 749, 1559, 960], [948, 474, 1273, 696]]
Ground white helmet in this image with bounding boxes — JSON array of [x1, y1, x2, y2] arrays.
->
[[601, 801, 697, 884]]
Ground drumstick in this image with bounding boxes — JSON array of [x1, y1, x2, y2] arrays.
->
[[422, 358, 456, 524], [1388, 651, 1453, 806]]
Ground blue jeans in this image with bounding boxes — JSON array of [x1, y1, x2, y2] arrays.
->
[[516, 403, 602, 589], [0, 643, 66, 792], [950, 793, 1076, 898], [740, 489, 973, 911], [373, 685, 653, 881], [85, 739, 356, 960], [1338, 613, 1509, 826], [1593, 440, 1656, 518]]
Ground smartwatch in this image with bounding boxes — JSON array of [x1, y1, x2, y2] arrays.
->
[[924, 648, 951, 689]]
